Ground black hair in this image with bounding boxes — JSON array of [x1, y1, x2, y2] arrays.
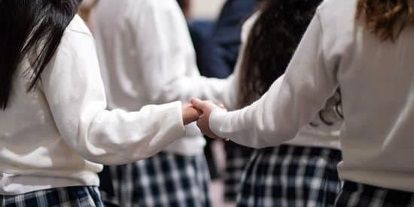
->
[[0, 0, 82, 109], [238, 0, 322, 107], [176, 0, 185, 9]]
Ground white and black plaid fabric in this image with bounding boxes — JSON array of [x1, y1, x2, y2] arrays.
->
[[0, 186, 103, 207], [99, 152, 211, 207], [335, 181, 414, 207], [237, 145, 342, 207], [223, 142, 255, 202]]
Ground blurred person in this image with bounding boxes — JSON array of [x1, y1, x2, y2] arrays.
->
[[93, 0, 228, 206], [209, 0, 258, 78], [191, 0, 258, 79]]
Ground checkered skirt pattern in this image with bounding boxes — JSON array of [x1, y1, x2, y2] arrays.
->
[[0, 186, 103, 207], [335, 181, 414, 207], [100, 152, 211, 207], [223, 142, 255, 202], [237, 145, 342, 207]]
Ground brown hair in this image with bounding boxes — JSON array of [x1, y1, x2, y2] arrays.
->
[[356, 0, 414, 41], [238, 0, 321, 107]]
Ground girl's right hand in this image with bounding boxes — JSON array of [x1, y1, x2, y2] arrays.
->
[[190, 98, 224, 139], [182, 103, 201, 125]]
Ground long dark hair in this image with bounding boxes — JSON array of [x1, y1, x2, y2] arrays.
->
[[356, 0, 414, 41], [238, 0, 322, 107], [0, 0, 82, 109]]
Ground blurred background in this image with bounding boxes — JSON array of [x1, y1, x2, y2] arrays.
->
[[192, 0, 225, 19]]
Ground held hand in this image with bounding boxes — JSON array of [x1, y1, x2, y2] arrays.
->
[[190, 98, 225, 139], [182, 103, 201, 125]]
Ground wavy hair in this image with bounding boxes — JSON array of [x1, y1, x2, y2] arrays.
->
[[356, 0, 414, 41], [238, 0, 343, 125], [238, 0, 322, 107]]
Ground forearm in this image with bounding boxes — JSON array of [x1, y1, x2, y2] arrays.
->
[[151, 75, 234, 106], [76, 102, 186, 165]]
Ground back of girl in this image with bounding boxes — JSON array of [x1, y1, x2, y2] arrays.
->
[[327, 0, 414, 205], [194, 0, 414, 206], [233, 0, 343, 206], [0, 0, 198, 206]]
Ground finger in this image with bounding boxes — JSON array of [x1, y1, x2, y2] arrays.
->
[[196, 119, 203, 131], [190, 98, 206, 111], [182, 102, 192, 108], [194, 107, 203, 116], [188, 107, 201, 118]]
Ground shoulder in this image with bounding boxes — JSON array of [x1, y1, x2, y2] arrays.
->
[[58, 15, 96, 57], [316, 0, 357, 23], [315, 0, 357, 71], [129, 0, 181, 13], [313, 0, 357, 48], [66, 15, 94, 38], [125, 0, 185, 28]]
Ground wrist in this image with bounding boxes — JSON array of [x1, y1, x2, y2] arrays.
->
[[209, 107, 228, 140]]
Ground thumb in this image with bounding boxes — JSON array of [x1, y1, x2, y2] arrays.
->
[[190, 98, 206, 111]]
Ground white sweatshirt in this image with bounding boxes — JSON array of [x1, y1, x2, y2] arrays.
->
[[210, 0, 414, 192], [0, 15, 187, 195], [93, 0, 226, 156], [216, 12, 340, 149]]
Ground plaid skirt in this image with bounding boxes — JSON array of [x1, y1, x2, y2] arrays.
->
[[223, 141, 255, 202], [0, 186, 103, 207], [335, 181, 414, 207], [237, 145, 342, 207], [99, 152, 211, 207]]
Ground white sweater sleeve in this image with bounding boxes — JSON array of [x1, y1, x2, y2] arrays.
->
[[210, 12, 340, 148], [41, 26, 186, 165], [130, 0, 228, 104]]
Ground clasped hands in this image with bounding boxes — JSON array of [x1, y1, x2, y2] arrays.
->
[[182, 98, 225, 139]]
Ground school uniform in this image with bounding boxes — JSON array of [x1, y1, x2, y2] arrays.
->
[[93, 0, 226, 206], [207, 11, 342, 206], [0, 15, 188, 206], [238, 145, 341, 207], [209, 0, 414, 206], [221, 142, 255, 202], [0, 187, 104, 207]]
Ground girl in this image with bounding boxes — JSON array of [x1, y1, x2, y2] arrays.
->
[[0, 0, 199, 206], [235, 0, 342, 206], [195, 0, 343, 206], [193, 0, 414, 206]]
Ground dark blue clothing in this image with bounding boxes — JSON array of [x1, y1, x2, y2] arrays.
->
[[190, 0, 257, 78], [212, 0, 257, 76]]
